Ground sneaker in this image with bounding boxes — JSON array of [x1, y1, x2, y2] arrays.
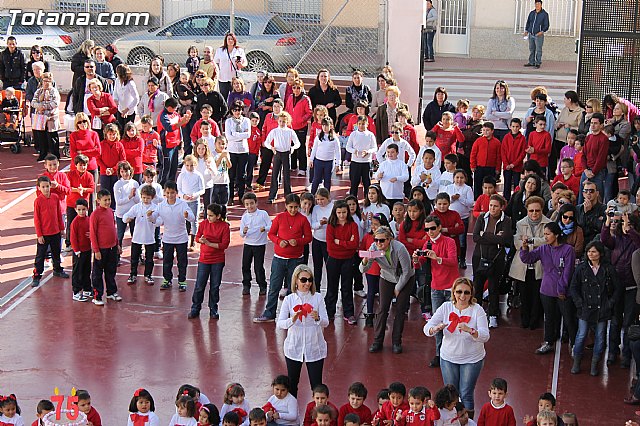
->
[[62, 245, 73, 254], [92, 298, 105, 306], [160, 280, 172, 290], [458, 258, 467, 269], [144, 276, 155, 285], [53, 270, 70, 278], [106, 293, 123, 302], [178, 282, 187, 292], [535, 342, 554, 355], [73, 292, 89, 302], [279, 288, 288, 299], [31, 277, 41, 288], [154, 251, 163, 260], [345, 315, 357, 325], [188, 310, 199, 319], [210, 312, 220, 320], [524, 63, 535, 67], [253, 315, 275, 323], [83, 291, 93, 298], [127, 275, 137, 284], [242, 287, 251, 295], [297, 170, 306, 176], [354, 290, 366, 298], [489, 316, 498, 328]]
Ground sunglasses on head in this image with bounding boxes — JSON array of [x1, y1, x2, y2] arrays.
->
[[425, 226, 438, 231], [455, 290, 471, 295], [374, 238, 387, 243], [562, 214, 574, 220], [298, 276, 312, 283]]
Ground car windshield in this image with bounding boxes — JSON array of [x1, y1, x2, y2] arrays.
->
[[0, 16, 10, 35], [263, 16, 293, 35]]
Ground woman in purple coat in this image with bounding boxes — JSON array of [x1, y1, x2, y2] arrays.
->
[[520, 221, 576, 355]]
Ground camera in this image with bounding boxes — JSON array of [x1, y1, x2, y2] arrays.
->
[[608, 210, 622, 217], [236, 55, 241, 62], [416, 250, 428, 256], [525, 238, 534, 244]]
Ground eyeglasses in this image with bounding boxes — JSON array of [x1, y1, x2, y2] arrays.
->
[[292, 86, 302, 90], [202, 83, 210, 87], [558, 200, 567, 205], [298, 276, 312, 283], [391, 131, 401, 134], [455, 290, 471, 295], [583, 188, 596, 193], [586, 105, 593, 109], [528, 209, 541, 213], [374, 238, 387, 243], [562, 214, 574, 221], [232, 108, 242, 112], [78, 120, 88, 124], [84, 66, 95, 69], [425, 226, 438, 231]]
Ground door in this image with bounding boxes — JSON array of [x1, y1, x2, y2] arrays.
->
[[156, 14, 214, 63], [436, 0, 469, 55]]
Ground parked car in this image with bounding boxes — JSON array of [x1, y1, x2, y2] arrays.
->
[[0, 13, 80, 61], [113, 12, 302, 72]]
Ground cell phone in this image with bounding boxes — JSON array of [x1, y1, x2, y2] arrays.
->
[[525, 238, 534, 244]]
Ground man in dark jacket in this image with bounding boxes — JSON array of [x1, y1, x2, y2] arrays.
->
[[72, 59, 110, 115], [0, 37, 26, 89], [523, 0, 550, 68], [576, 180, 606, 244], [105, 44, 123, 71]]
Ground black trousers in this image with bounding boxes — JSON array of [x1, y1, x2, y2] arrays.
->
[[269, 151, 291, 200], [540, 293, 577, 345], [242, 244, 267, 290], [473, 166, 495, 199], [311, 238, 328, 293], [349, 161, 371, 197], [163, 242, 188, 282], [257, 147, 274, 186], [65, 206, 77, 247], [229, 152, 248, 201], [374, 276, 414, 345], [352, 254, 364, 292], [472, 255, 504, 317], [325, 256, 355, 318], [34, 130, 60, 160], [285, 356, 324, 399], [519, 269, 543, 328], [72, 250, 92, 293], [116, 112, 136, 133], [548, 139, 565, 180], [92, 245, 118, 299], [131, 242, 155, 277], [34, 233, 63, 277], [291, 128, 308, 171]]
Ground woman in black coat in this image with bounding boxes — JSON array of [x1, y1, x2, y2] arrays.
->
[[505, 173, 544, 231], [195, 77, 228, 124], [570, 241, 619, 376], [308, 68, 342, 123], [422, 86, 456, 131]]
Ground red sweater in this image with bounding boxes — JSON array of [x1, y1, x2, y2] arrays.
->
[[97, 139, 126, 175], [326, 222, 360, 259], [34, 193, 64, 237], [396, 407, 440, 426], [248, 126, 263, 155], [89, 206, 118, 251], [66, 169, 94, 208], [286, 94, 313, 131], [196, 219, 231, 264], [432, 209, 464, 254], [190, 118, 221, 142], [86, 406, 102, 426], [70, 215, 91, 253], [269, 212, 313, 259], [574, 151, 585, 177], [582, 132, 609, 175], [477, 403, 516, 426], [501, 132, 527, 173], [415, 234, 459, 290], [473, 193, 490, 218], [403, 124, 420, 163], [70, 129, 101, 171], [338, 404, 372, 426], [37, 170, 70, 213], [141, 130, 160, 164], [360, 233, 380, 275], [303, 401, 339, 426], [551, 173, 580, 197], [345, 115, 376, 136], [262, 112, 281, 143], [398, 221, 428, 255], [377, 401, 410, 423], [121, 136, 144, 174], [471, 136, 501, 171], [432, 124, 464, 155], [308, 121, 322, 151], [87, 93, 117, 125], [527, 130, 552, 167]]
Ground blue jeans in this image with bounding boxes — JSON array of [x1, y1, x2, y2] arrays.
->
[[191, 262, 224, 315], [573, 319, 606, 359], [262, 256, 303, 318], [424, 30, 436, 60], [528, 34, 544, 65], [160, 146, 179, 186], [212, 184, 229, 206], [440, 358, 484, 411], [431, 289, 451, 355], [578, 169, 605, 204], [604, 171, 617, 204], [311, 159, 334, 194], [185, 200, 200, 236]]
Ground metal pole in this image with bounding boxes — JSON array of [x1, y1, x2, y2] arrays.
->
[[230, 0, 235, 33], [85, 0, 91, 40]]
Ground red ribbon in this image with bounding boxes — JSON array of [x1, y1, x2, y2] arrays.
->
[[293, 303, 313, 319], [134, 388, 145, 397], [447, 312, 471, 333], [232, 408, 248, 419], [262, 402, 277, 413], [130, 413, 149, 426]]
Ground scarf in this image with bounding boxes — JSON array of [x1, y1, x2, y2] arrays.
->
[[148, 89, 159, 113], [559, 221, 574, 235], [232, 116, 243, 132], [526, 215, 543, 235]]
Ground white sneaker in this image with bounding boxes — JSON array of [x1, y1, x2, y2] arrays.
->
[[278, 288, 288, 299], [83, 291, 93, 298], [106, 293, 123, 302], [92, 298, 105, 306], [154, 251, 163, 260], [62, 246, 73, 254], [72, 292, 89, 302], [354, 290, 367, 298], [297, 170, 306, 176], [489, 316, 498, 328]]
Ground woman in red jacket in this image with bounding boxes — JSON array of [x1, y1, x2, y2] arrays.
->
[[87, 78, 117, 140], [325, 200, 360, 324], [286, 79, 313, 176], [188, 203, 231, 319], [121, 122, 145, 182]]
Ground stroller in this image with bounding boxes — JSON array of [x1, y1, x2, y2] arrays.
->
[[0, 89, 31, 153]]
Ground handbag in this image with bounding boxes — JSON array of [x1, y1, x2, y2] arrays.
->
[[91, 115, 103, 130], [32, 113, 48, 131]]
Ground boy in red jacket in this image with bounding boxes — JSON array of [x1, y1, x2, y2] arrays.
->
[[374, 382, 409, 426], [338, 382, 372, 426], [551, 158, 580, 198], [97, 123, 126, 209], [501, 118, 527, 201], [70, 199, 92, 302], [76, 390, 102, 426], [254, 193, 312, 322], [190, 104, 221, 146], [304, 384, 338, 426], [476, 378, 516, 426], [472, 176, 497, 218], [247, 111, 263, 190], [90, 189, 121, 305], [526, 116, 552, 179], [158, 97, 192, 184], [65, 154, 94, 251], [33, 176, 69, 287], [470, 122, 501, 199], [140, 115, 160, 171], [395, 387, 439, 426]]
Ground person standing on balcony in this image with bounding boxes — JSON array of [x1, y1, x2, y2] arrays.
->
[[424, 0, 438, 63], [523, 0, 550, 69]]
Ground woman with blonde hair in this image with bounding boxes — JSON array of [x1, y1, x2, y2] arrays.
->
[[578, 97, 602, 134], [86, 78, 117, 139], [71, 39, 95, 84], [374, 85, 409, 146], [31, 72, 61, 159], [424, 276, 489, 417]]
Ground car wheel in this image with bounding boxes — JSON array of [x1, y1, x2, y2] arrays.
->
[[246, 52, 274, 73], [42, 48, 62, 62], [128, 48, 155, 67]]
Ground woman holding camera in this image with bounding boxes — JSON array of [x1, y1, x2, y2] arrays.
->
[[520, 221, 576, 355], [214, 32, 247, 101]]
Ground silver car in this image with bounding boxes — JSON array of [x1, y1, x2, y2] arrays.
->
[[113, 12, 303, 72]]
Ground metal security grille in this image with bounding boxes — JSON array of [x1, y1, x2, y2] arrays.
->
[[439, 0, 467, 35], [514, 0, 578, 37], [268, 0, 322, 23], [577, 0, 640, 104]]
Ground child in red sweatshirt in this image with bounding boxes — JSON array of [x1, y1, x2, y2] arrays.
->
[[70, 199, 92, 302], [189, 203, 231, 320], [247, 112, 263, 189], [97, 123, 126, 209], [432, 193, 464, 257], [476, 378, 516, 426], [65, 154, 94, 251], [76, 390, 102, 426], [304, 384, 338, 426], [374, 382, 409, 426], [526, 116, 552, 178], [472, 176, 497, 218], [500, 118, 527, 201], [338, 382, 372, 426], [90, 189, 121, 305], [140, 115, 160, 171], [33, 176, 69, 287], [395, 387, 439, 426]]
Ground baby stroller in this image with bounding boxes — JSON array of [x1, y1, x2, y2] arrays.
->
[[0, 89, 31, 153]]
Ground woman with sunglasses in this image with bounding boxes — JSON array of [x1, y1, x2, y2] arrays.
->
[[362, 226, 415, 354], [424, 277, 489, 418], [505, 173, 544, 232], [520, 221, 577, 355], [195, 77, 228, 126], [254, 73, 280, 127], [555, 203, 584, 259], [276, 264, 329, 398], [26, 45, 49, 81]]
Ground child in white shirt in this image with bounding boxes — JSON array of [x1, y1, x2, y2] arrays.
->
[[0, 395, 24, 426], [376, 143, 409, 207], [439, 153, 458, 188], [443, 169, 474, 269], [361, 184, 390, 233], [114, 161, 140, 252], [377, 123, 417, 167], [194, 139, 215, 206], [346, 115, 377, 197], [123, 184, 158, 284], [212, 136, 232, 206], [310, 188, 334, 292], [264, 376, 298, 426], [264, 112, 301, 203], [177, 154, 205, 250], [138, 168, 164, 259], [169, 396, 198, 426], [416, 130, 442, 170], [388, 202, 405, 237], [412, 148, 442, 201], [240, 193, 271, 295]]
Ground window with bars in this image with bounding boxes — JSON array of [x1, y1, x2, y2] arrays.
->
[[268, 0, 322, 23], [514, 0, 578, 37]]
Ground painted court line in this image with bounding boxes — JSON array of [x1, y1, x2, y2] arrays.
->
[[0, 275, 52, 319], [0, 277, 33, 308], [0, 165, 69, 213], [551, 319, 564, 395], [115, 272, 240, 286]]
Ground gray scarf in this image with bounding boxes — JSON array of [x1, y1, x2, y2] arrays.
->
[[526, 216, 543, 235]]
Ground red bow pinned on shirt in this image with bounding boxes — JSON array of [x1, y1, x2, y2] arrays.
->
[[130, 413, 149, 426], [447, 312, 471, 333], [262, 402, 277, 413], [293, 303, 313, 319], [243, 99, 252, 107], [232, 408, 248, 419]]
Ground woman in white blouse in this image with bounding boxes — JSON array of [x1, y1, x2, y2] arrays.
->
[[224, 100, 251, 206], [485, 80, 515, 141], [424, 277, 489, 418], [113, 64, 140, 131], [277, 264, 329, 398], [214, 32, 248, 101]]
